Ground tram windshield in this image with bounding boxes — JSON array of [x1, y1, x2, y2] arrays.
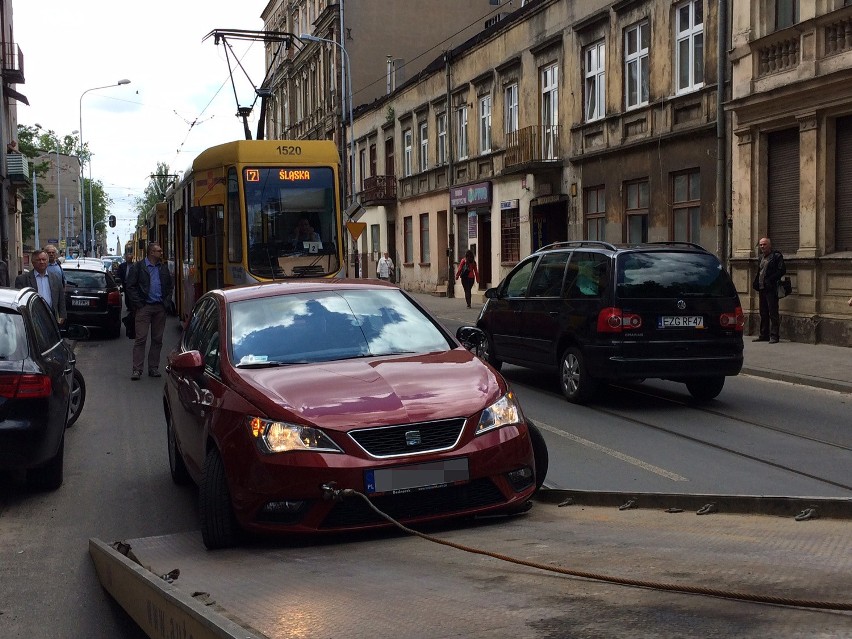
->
[[244, 166, 341, 278]]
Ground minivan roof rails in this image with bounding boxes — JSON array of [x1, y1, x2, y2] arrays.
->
[[644, 241, 709, 251], [536, 240, 618, 252]]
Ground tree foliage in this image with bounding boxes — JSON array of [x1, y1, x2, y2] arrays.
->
[[17, 124, 112, 250], [135, 161, 174, 222]]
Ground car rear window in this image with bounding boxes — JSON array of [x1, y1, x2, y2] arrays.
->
[[0, 311, 26, 361], [65, 271, 107, 288], [616, 252, 736, 299]]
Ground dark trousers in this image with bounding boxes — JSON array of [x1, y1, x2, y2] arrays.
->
[[758, 287, 780, 340], [461, 276, 475, 307], [132, 303, 167, 372]]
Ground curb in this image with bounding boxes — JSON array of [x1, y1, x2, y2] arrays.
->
[[740, 366, 852, 394], [536, 489, 852, 519]]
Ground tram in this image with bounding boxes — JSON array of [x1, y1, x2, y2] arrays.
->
[[164, 140, 344, 323]]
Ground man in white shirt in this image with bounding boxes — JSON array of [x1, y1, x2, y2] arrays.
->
[[44, 244, 66, 284], [377, 252, 394, 281], [14, 249, 67, 324]]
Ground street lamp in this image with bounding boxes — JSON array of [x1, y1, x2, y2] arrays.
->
[[79, 79, 131, 256], [299, 34, 355, 205]]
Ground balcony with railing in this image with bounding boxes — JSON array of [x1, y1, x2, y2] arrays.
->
[[504, 125, 562, 170], [2, 43, 24, 84], [361, 175, 397, 205]]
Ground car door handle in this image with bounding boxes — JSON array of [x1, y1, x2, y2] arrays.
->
[[63, 367, 73, 375], [549, 311, 559, 317]]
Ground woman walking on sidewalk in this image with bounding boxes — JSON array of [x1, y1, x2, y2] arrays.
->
[[455, 250, 480, 308]]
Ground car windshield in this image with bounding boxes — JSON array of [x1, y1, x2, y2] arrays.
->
[[229, 289, 452, 366], [0, 311, 26, 361], [65, 271, 108, 288], [616, 252, 737, 298]]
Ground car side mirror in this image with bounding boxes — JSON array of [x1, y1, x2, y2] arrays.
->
[[170, 350, 204, 376], [484, 288, 498, 299], [456, 326, 487, 356]]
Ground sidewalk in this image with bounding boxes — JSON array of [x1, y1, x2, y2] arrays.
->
[[408, 291, 852, 394]]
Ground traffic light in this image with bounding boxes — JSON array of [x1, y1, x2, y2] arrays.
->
[[108, 215, 116, 227]]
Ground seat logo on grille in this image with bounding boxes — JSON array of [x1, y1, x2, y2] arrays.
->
[[405, 430, 422, 446]]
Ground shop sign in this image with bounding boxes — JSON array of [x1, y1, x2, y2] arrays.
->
[[450, 182, 491, 207], [500, 199, 519, 210]]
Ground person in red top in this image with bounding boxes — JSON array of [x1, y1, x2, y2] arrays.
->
[[455, 249, 480, 308]]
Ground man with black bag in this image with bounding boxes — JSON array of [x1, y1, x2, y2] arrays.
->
[[752, 237, 786, 344], [125, 242, 173, 380]]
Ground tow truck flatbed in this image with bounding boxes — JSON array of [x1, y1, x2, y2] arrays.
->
[[90, 492, 852, 639]]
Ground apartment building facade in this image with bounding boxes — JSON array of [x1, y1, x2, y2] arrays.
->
[[1, 0, 29, 278], [728, 0, 852, 345], [350, 0, 725, 301], [25, 151, 82, 256]]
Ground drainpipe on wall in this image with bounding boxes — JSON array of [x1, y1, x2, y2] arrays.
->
[[0, 81, 9, 271], [716, 0, 728, 267], [445, 50, 455, 298]]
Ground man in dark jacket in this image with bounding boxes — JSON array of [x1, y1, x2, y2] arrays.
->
[[752, 237, 786, 344], [125, 242, 173, 380]]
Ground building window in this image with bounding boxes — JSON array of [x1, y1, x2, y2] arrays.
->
[[456, 105, 469, 160], [370, 223, 380, 256], [625, 21, 650, 109], [584, 41, 605, 122], [501, 208, 520, 263], [419, 213, 430, 263], [437, 113, 447, 165], [504, 83, 518, 134], [419, 121, 428, 171], [479, 95, 492, 154], [404, 216, 413, 263], [776, 0, 799, 30], [625, 180, 649, 243], [675, 0, 704, 94], [672, 170, 701, 244], [585, 186, 606, 241], [369, 144, 377, 177], [359, 148, 367, 190], [541, 64, 559, 158], [403, 128, 413, 177]]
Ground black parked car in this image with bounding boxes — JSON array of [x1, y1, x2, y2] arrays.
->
[[0, 288, 87, 490], [477, 241, 744, 403], [63, 261, 122, 338]]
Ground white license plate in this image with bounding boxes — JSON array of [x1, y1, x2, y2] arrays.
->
[[658, 315, 704, 328], [365, 458, 469, 495], [71, 299, 93, 307]]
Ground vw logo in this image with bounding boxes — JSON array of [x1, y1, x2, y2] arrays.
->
[[677, 300, 686, 310], [405, 430, 422, 446]]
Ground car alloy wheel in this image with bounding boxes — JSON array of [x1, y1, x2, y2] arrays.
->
[[66, 368, 86, 428], [481, 332, 503, 372], [560, 347, 597, 404]]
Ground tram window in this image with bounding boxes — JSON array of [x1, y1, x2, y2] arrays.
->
[[228, 168, 243, 263], [189, 206, 205, 237]]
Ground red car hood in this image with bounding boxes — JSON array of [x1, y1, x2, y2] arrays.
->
[[235, 349, 504, 430]]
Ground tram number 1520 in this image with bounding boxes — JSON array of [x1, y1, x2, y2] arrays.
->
[[277, 145, 302, 156]]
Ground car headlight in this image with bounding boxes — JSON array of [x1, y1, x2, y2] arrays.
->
[[476, 391, 523, 435], [247, 416, 342, 454]]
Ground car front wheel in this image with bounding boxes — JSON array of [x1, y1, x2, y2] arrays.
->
[[526, 420, 549, 492], [200, 447, 239, 550], [66, 368, 86, 428], [480, 332, 503, 372], [560, 347, 598, 404], [686, 376, 725, 401]]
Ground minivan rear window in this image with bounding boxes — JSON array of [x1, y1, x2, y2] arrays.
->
[[616, 252, 736, 298]]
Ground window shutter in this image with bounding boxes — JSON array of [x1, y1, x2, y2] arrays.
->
[[835, 116, 852, 252], [767, 128, 800, 254]]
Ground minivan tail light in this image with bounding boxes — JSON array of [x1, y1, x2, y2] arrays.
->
[[0, 373, 52, 398], [719, 306, 745, 331], [107, 291, 121, 306], [596, 307, 642, 333]]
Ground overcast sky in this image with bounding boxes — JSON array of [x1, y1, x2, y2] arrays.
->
[[14, 1, 267, 252]]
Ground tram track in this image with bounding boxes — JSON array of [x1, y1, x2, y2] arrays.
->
[[504, 372, 852, 493]]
